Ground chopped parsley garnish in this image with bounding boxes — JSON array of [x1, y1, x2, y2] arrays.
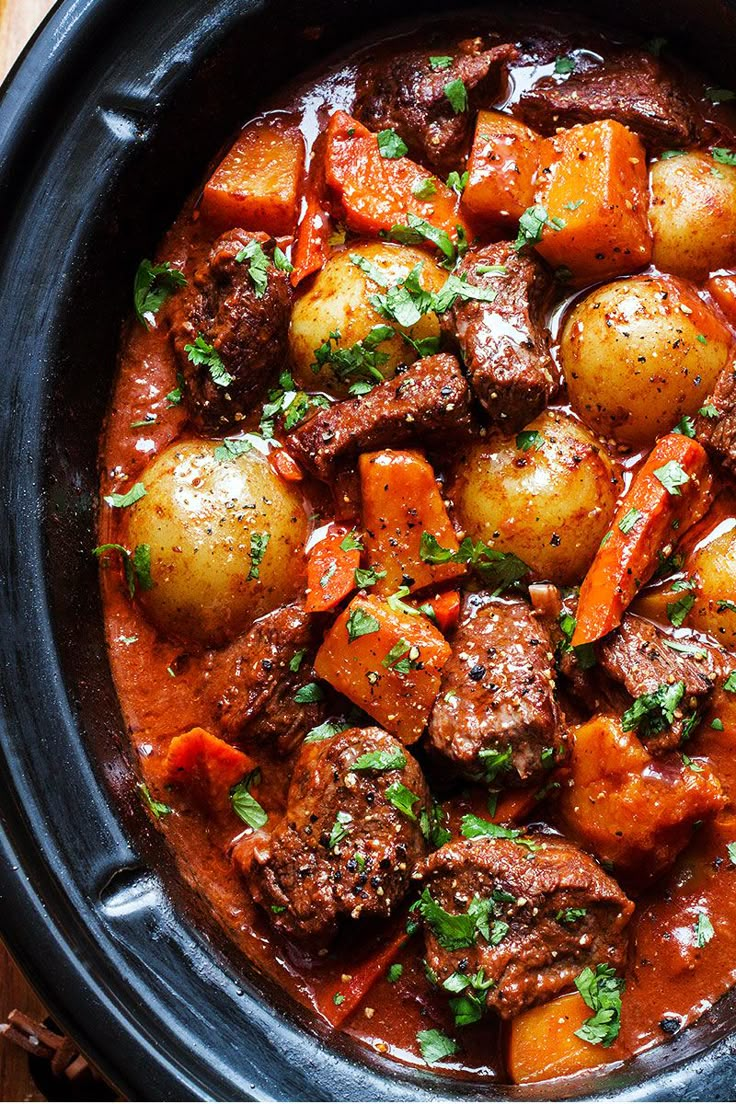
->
[[138, 782, 172, 818], [420, 801, 451, 849], [699, 403, 720, 419], [558, 608, 596, 671], [706, 87, 736, 103], [340, 529, 364, 552], [621, 681, 685, 740], [444, 78, 468, 114], [93, 542, 153, 598], [727, 841, 736, 864], [231, 769, 268, 830], [654, 460, 690, 496], [667, 593, 695, 627], [477, 745, 513, 783], [385, 781, 421, 820], [354, 566, 386, 588], [386, 585, 419, 616], [382, 638, 420, 673], [564, 198, 585, 210], [289, 649, 307, 674], [446, 170, 469, 195], [618, 507, 641, 534], [574, 964, 625, 1048], [273, 246, 293, 273], [303, 720, 349, 744], [712, 718, 724, 731], [312, 327, 393, 391], [694, 910, 715, 947], [557, 907, 587, 925], [429, 55, 453, 70], [412, 177, 438, 199], [419, 531, 529, 595], [432, 272, 499, 313], [516, 429, 544, 452], [554, 55, 576, 74], [247, 531, 271, 581], [133, 259, 186, 327], [415, 888, 478, 951], [235, 239, 270, 297], [328, 810, 353, 849], [460, 813, 538, 851], [417, 1028, 458, 1065], [294, 682, 325, 704], [387, 963, 403, 983], [351, 748, 407, 772], [723, 671, 736, 693], [346, 606, 380, 642], [377, 128, 408, 159], [385, 213, 457, 265], [104, 482, 146, 509], [184, 333, 233, 388], [514, 205, 565, 251], [332, 993, 345, 1006], [673, 414, 696, 437], [718, 599, 736, 613], [661, 149, 686, 160], [213, 436, 259, 462]]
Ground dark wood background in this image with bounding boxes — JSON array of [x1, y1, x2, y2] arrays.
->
[[1, 7, 63, 1099]]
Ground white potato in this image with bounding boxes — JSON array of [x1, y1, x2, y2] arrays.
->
[[450, 410, 620, 585], [686, 521, 736, 645], [650, 151, 736, 280], [289, 241, 446, 396], [126, 439, 308, 645], [560, 275, 732, 449]]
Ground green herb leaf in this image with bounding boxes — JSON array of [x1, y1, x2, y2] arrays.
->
[[185, 333, 233, 388], [289, 648, 307, 674], [446, 170, 469, 195], [235, 239, 270, 297], [273, 246, 294, 273], [385, 781, 421, 820], [294, 682, 325, 704], [727, 841, 736, 864], [387, 963, 403, 983], [328, 810, 353, 848], [516, 429, 544, 452], [417, 1028, 458, 1065], [138, 782, 172, 818], [574, 964, 625, 1048], [654, 460, 690, 496], [667, 593, 695, 627], [311, 327, 392, 389], [415, 887, 477, 950], [104, 482, 146, 509], [412, 177, 438, 199], [231, 768, 268, 830], [618, 507, 641, 534], [354, 566, 387, 588], [247, 531, 271, 580], [554, 55, 576, 74], [93, 542, 153, 598], [699, 403, 720, 419], [477, 745, 514, 783], [444, 78, 468, 114], [673, 414, 696, 437], [377, 128, 408, 159], [514, 205, 549, 249], [622, 681, 685, 739], [557, 907, 587, 925], [134, 259, 186, 327], [429, 55, 453, 70], [386, 213, 456, 264], [695, 910, 715, 947], [346, 606, 380, 642], [706, 87, 736, 103], [352, 748, 407, 772], [661, 149, 686, 160], [432, 272, 498, 313], [724, 671, 736, 693], [303, 720, 349, 744]]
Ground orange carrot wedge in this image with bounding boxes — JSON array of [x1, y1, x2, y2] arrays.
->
[[707, 273, 736, 327], [165, 727, 256, 817], [291, 133, 333, 286], [573, 434, 713, 646], [305, 525, 360, 612], [319, 924, 414, 1027], [423, 589, 461, 635], [324, 110, 464, 245]]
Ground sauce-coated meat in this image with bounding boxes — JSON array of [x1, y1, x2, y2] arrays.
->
[[354, 38, 518, 173], [286, 353, 472, 480], [516, 50, 696, 151], [695, 365, 736, 474], [418, 834, 633, 1019], [171, 229, 291, 429], [246, 726, 430, 943], [447, 242, 558, 429], [427, 593, 564, 784]]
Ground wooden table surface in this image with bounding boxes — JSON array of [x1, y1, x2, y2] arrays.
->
[[1, 5, 65, 1098]]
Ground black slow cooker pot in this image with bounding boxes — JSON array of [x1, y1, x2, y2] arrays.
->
[[2, 0, 736, 1098]]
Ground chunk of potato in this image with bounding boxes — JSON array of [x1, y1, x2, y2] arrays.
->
[[288, 242, 446, 397], [687, 520, 736, 645], [560, 275, 732, 448], [650, 151, 736, 281], [126, 439, 308, 645], [449, 410, 619, 585]]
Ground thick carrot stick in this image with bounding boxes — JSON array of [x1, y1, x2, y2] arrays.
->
[[305, 525, 360, 612], [318, 924, 414, 1027]]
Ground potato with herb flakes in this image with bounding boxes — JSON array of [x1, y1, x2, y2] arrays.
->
[[560, 275, 732, 449], [288, 241, 446, 397], [449, 410, 619, 585], [685, 523, 736, 645], [126, 439, 308, 645], [650, 150, 736, 280]]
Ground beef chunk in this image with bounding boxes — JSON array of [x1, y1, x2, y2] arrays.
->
[[247, 727, 429, 942], [515, 50, 696, 151], [171, 229, 291, 429], [695, 364, 736, 474], [417, 835, 633, 1019], [205, 603, 323, 756], [427, 593, 564, 785], [286, 353, 472, 481], [597, 613, 723, 754], [354, 38, 517, 174], [448, 242, 558, 429]]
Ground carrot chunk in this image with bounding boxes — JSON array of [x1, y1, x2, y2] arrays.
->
[[534, 119, 652, 282], [164, 727, 255, 817], [318, 924, 413, 1027], [324, 110, 464, 244], [269, 447, 304, 483], [201, 116, 305, 236], [462, 110, 540, 224], [707, 273, 736, 327], [423, 589, 461, 635], [305, 524, 360, 612], [291, 133, 333, 286], [359, 450, 466, 598], [507, 992, 623, 1084], [573, 433, 713, 646], [314, 593, 451, 744]]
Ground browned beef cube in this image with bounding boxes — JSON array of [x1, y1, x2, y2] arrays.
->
[[448, 242, 558, 430], [515, 50, 696, 151], [247, 727, 430, 943], [354, 38, 517, 174], [286, 353, 472, 480], [427, 593, 565, 785], [171, 229, 292, 430], [417, 835, 633, 1019], [205, 603, 323, 756], [695, 365, 736, 474]]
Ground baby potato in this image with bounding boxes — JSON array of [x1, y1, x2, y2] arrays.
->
[[126, 439, 308, 645], [560, 275, 732, 449], [450, 410, 619, 585], [686, 522, 736, 645], [650, 151, 736, 281], [289, 241, 446, 396]]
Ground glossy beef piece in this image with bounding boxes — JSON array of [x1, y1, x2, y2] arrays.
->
[[418, 835, 633, 1019], [171, 229, 291, 429], [597, 613, 722, 754], [695, 365, 736, 474], [354, 38, 518, 173], [427, 593, 564, 785], [448, 242, 558, 430], [515, 50, 696, 151], [286, 353, 472, 481], [247, 727, 430, 943], [205, 603, 323, 756]]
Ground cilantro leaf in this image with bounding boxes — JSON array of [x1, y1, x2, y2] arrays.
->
[[516, 429, 544, 452], [273, 246, 294, 273], [247, 531, 271, 580], [104, 482, 146, 509], [352, 748, 407, 772], [554, 55, 576, 74], [514, 205, 550, 250], [444, 78, 468, 114], [412, 177, 438, 200], [385, 213, 457, 264], [387, 963, 403, 983], [574, 964, 625, 1048], [346, 606, 381, 642], [694, 910, 715, 948], [328, 810, 353, 848], [622, 681, 685, 739], [429, 55, 453, 70], [138, 782, 172, 818], [294, 682, 325, 704], [377, 128, 408, 159], [667, 593, 695, 627], [654, 460, 690, 495], [93, 542, 153, 598], [231, 769, 268, 830], [673, 414, 696, 437], [417, 1028, 458, 1065], [446, 170, 469, 195], [185, 333, 233, 388], [235, 239, 270, 297], [385, 780, 421, 820], [303, 720, 349, 744], [134, 259, 186, 327], [618, 507, 641, 534]]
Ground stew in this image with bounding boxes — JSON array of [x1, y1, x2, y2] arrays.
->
[[97, 10, 736, 1086]]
